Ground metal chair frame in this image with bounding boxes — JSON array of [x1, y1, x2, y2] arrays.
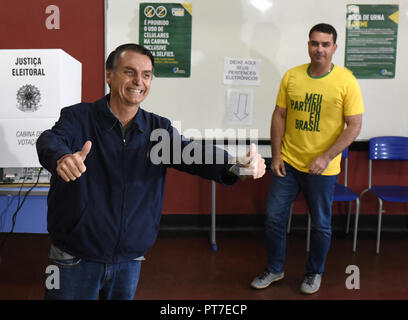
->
[[358, 136, 408, 254]]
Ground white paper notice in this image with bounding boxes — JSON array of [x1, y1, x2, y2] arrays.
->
[[226, 88, 253, 125], [224, 58, 261, 86]]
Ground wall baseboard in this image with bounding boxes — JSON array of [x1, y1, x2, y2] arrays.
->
[[159, 213, 408, 237]]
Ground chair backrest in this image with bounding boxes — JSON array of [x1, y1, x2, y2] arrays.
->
[[342, 147, 349, 159], [341, 147, 349, 187], [369, 136, 408, 160], [368, 136, 408, 188]]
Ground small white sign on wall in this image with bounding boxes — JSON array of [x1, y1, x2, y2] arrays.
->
[[223, 58, 261, 86]]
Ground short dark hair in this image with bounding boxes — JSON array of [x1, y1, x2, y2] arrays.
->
[[309, 23, 337, 44], [106, 43, 155, 71]]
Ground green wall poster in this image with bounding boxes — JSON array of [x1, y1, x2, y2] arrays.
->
[[139, 3, 192, 77], [345, 4, 399, 79]]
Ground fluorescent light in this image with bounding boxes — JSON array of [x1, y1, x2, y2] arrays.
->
[[250, 0, 273, 12]]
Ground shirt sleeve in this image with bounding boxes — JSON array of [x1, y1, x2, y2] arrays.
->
[[343, 74, 365, 116], [36, 107, 77, 175], [164, 124, 238, 186], [275, 70, 290, 108]]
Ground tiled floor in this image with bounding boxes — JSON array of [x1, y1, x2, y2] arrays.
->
[[0, 232, 407, 300]]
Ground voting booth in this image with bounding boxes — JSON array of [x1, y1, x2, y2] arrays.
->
[[0, 49, 81, 167]]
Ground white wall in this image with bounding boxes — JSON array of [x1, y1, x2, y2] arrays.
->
[[106, 0, 408, 140]]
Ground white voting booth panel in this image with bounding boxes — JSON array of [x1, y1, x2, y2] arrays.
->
[[0, 49, 81, 167]]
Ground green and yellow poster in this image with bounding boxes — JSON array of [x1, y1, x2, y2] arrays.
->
[[139, 3, 192, 77], [345, 4, 399, 79]]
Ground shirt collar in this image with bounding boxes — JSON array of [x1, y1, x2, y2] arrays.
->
[[96, 94, 146, 133]]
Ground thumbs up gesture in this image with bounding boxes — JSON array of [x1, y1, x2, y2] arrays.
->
[[56, 141, 92, 182], [229, 143, 266, 180]]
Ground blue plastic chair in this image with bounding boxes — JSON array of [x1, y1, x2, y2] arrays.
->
[[333, 148, 360, 237], [287, 148, 360, 252], [357, 136, 408, 254]]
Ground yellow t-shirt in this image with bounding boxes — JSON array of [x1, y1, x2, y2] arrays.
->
[[275, 63, 365, 175]]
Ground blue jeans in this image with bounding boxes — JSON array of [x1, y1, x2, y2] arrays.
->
[[44, 257, 142, 300], [265, 162, 337, 275]]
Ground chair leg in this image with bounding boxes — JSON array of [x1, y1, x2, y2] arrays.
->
[[376, 198, 383, 254], [346, 201, 352, 234], [352, 198, 360, 252], [354, 189, 370, 253], [287, 203, 293, 234], [306, 212, 311, 252]]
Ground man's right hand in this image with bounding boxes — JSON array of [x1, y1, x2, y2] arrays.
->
[[270, 157, 286, 177], [56, 141, 92, 182]]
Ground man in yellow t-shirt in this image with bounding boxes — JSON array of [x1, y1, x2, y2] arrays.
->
[[251, 23, 364, 294]]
